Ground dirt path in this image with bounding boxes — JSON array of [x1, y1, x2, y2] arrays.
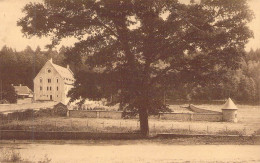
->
[[1, 142, 260, 162]]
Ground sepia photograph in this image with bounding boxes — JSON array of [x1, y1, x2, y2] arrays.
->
[[0, 0, 260, 162]]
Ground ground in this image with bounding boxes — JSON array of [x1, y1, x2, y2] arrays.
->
[[0, 103, 259, 135], [0, 141, 260, 162]]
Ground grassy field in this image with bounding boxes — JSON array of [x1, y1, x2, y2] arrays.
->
[[0, 104, 259, 135]]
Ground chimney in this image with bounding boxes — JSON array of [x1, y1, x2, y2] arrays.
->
[[19, 84, 22, 87], [50, 58, 53, 63], [67, 64, 70, 69]]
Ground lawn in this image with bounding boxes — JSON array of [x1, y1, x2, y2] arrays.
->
[[0, 104, 259, 135]]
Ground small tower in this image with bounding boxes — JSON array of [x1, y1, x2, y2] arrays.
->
[[222, 98, 238, 123]]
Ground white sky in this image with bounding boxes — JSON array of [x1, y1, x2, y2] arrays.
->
[[0, 0, 259, 51]]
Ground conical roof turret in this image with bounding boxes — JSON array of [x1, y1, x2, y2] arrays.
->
[[222, 98, 238, 110]]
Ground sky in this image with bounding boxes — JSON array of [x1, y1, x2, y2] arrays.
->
[[0, 0, 259, 51]]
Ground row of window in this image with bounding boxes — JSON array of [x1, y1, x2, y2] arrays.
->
[[40, 78, 75, 83], [40, 78, 59, 83], [40, 86, 59, 91], [64, 78, 74, 82], [40, 95, 59, 98]]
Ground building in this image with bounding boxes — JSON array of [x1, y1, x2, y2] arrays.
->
[[34, 58, 75, 104], [13, 84, 33, 104], [13, 84, 33, 98], [222, 98, 238, 123]]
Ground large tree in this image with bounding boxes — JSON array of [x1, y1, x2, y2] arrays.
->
[[18, 0, 253, 135]]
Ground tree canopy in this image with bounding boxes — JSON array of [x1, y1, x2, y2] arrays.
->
[[18, 0, 254, 135]]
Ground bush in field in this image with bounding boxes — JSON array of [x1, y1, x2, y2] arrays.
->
[[53, 106, 67, 117], [0, 148, 22, 162], [38, 154, 52, 163], [254, 129, 260, 135]]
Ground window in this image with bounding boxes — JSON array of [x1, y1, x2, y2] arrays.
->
[[47, 87, 49, 91], [40, 86, 42, 91], [40, 78, 42, 83], [57, 86, 59, 91], [50, 86, 52, 91], [57, 78, 59, 83], [48, 79, 51, 83], [57, 95, 58, 97], [48, 69, 51, 73]]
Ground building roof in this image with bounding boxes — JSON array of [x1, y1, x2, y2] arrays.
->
[[49, 59, 75, 84], [13, 85, 33, 96], [222, 98, 238, 110]]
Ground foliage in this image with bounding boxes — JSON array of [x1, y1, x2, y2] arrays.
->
[[0, 148, 22, 162], [0, 45, 67, 90], [17, 0, 254, 135], [173, 49, 260, 104], [0, 83, 17, 103]]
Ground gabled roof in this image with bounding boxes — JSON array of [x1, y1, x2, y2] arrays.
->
[[13, 85, 33, 96], [51, 62, 74, 80], [222, 98, 238, 110], [48, 59, 75, 84], [34, 59, 75, 85]]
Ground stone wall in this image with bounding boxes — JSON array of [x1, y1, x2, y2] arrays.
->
[[160, 113, 192, 121], [69, 110, 123, 119], [159, 112, 222, 122], [99, 111, 122, 119], [192, 113, 222, 122], [69, 110, 98, 118]]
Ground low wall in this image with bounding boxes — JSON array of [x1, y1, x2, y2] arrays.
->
[[192, 113, 222, 122], [160, 113, 192, 121], [99, 111, 122, 119], [69, 110, 98, 118], [159, 112, 222, 122], [69, 110, 123, 119], [189, 104, 221, 114]]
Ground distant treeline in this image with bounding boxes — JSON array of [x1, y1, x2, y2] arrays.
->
[[0, 45, 259, 104], [0, 45, 67, 89], [168, 49, 260, 104]]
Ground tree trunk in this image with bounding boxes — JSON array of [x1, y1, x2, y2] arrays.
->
[[139, 107, 149, 136]]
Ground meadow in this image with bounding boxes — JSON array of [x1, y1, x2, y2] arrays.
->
[[0, 104, 259, 135]]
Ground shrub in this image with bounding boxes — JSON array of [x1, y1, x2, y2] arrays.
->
[[0, 148, 22, 162]]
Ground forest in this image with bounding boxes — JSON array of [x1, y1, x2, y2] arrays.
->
[[0, 45, 259, 104]]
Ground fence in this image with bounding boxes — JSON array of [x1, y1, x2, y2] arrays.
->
[[69, 110, 124, 119], [0, 117, 251, 136], [68, 110, 223, 122]]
